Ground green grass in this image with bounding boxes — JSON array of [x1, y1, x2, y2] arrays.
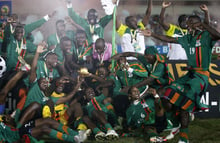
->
[[44, 118, 220, 143], [84, 118, 220, 143]]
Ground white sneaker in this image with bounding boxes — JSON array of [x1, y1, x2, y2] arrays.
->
[[190, 112, 195, 121], [178, 140, 189, 143], [78, 129, 91, 142], [165, 124, 180, 140], [18, 56, 31, 71], [74, 135, 80, 143], [150, 136, 167, 143], [10, 110, 16, 118], [105, 129, 119, 140], [95, 131, 106, 141]]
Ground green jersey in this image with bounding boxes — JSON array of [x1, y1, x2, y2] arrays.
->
[[5, 18, 47, 71], [176, 31, 217, 71], [107, 75, 122, 97], [0, 122, 20, 142], [85, 94, 108, 117], [164, 31, 215, 112], [115, 62, 148, 93], [53, 43, 75, 65], [23, 60, 59, 88], [68, 6, 112, 43], [23, 82, 49, 109], [6, 37, 37, 71], [3, 18, 47, 51], [47, 30, 75, 48], [73, 42, 93, 63], [137, 54, 174, 89], [126, 98, 155, 128], [35, 60, 60, 81]]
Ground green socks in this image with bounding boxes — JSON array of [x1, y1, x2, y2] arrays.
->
[[57, 123, 78, 136], [49, 129, 74, 142], [179, 128, 189, 142], [93, 127, 102, 134], [104, 123, 113, 131]]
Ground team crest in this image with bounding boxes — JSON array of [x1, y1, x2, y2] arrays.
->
[[196, 40, 201, 47], [1, 5, 10, 16], [141, 113, 145, 118]]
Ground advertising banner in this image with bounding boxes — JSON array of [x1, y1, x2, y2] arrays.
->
[[167, 60, 220, 118]]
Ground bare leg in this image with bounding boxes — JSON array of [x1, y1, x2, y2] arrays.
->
[[91, 110, 108, 125], [0, 71, 25, 104], [31, 125, 76, 142], [35, 118, 61, 129], [17, 102, 41, 128], [82, 116, 97, 130], [66, 102, 83, 121]]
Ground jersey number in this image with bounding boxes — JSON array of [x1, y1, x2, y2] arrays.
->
[[190, 47, 195, 55]]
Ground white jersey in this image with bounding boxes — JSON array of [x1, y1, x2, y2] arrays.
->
[[120, 32, 145, 60], [167, 34, 187, 60]]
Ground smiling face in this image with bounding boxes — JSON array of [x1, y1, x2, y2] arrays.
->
[[55, 82, 65, 94], [85, 87, 95, 100], [38, 78, 49, 91], [97, 67, 108, 78], [87, 9, 98, 25], [46, 53, 58, 68], [128, 86, 140, 101], [95, 38, 105, 55], [60, 38, 72, 53], [14, 26, 24, 41], [75, 31, 87, 47]]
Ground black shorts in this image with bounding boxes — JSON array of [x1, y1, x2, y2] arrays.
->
[[155, 114, 167, 134], [19, 120, 35, 137], [112, 94, 130, 117]]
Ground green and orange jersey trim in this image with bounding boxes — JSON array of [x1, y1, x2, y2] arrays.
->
[[150, 55, 174, 85], [129, 63, 147, 72], [91, 98, 102, 111], [140, 99, 152, 121], [78, 46, 93, 58], [195, 34, 202, 69]]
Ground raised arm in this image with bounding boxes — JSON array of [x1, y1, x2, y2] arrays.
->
[[65, 16, 84, 31], [159, 1, 172, 31], [88, 73, 106, 83], [142, 0, 152, 26], [55, 77, 83, 105], [24, 11, 56, 36], [134, 76, 155, 88], [116, 14, 122, 31], [141, 29, 178, 43], [111, 52, 144, 61], [29, 43, 47, 83], [200, 4, 210, 24], [66, 1, 88, 29], [202, 23, 220, 40]]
